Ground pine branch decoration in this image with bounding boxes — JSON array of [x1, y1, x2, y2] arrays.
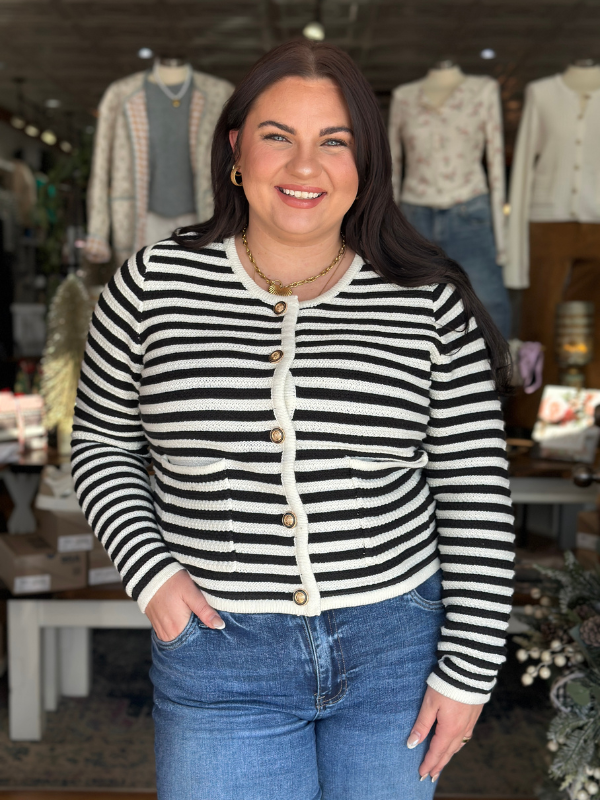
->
[[41, 273, 93, 450], [515, 555, 600, 799]]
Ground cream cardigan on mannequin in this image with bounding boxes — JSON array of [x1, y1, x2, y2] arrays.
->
[[506, 74, 600, 288]]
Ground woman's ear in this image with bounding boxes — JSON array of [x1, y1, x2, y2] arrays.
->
[[228, 129, 239, 159]]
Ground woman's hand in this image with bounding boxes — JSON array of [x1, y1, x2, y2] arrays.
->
[[145, 570, 226, 642], [407, 686, 483, 783]]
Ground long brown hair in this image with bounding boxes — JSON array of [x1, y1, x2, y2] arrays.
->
[[174, 39, 512, 394]]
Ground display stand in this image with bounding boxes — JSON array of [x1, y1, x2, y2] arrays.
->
[[0, 447, 66, 534]]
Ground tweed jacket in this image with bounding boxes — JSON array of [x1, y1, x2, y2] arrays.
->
[[84, 69, 234, 265]]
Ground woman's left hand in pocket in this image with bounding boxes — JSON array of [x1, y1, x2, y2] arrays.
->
[[406, 686, 484, 783]]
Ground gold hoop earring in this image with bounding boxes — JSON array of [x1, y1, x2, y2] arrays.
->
[[230, 164, 243, 187]]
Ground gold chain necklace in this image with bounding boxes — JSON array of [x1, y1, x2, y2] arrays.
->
[[241, 227, 346, 297]]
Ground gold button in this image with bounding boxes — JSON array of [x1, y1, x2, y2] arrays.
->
[[273, 302, 287, 315], [294, 589, 308, 605], [269, 350, 283, 363], [576, 139, 582, 145], [573, 188, 578, 193], [282, 512, 297, 528], [575, 164, 581, 170], [270, 427, 285, 444]]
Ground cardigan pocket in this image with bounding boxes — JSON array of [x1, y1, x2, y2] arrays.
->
[[348, 456, 427, 564], [151, 453, 236, 574]]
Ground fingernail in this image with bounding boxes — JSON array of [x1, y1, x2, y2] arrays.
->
[[419, 774, 429, 782], [431, 774, 439, 783], [406, 731, 421, 749], [211, 617, 226, 629]]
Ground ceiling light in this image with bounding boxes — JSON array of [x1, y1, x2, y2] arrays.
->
[[25, 124, 40, 137], [480, 48, 496, 60], [303, 21, 325, 41], [41, 129, 57, 146], [10, 115, 26, 130], [60, 141, 72, 153], [138, 47, 154, 59], [45, 98, 61, 109]]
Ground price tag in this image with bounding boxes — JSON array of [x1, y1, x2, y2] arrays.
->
[[58, 534, 94, 553], [14, 574, 51, 594], [88, 567, 120, 586]]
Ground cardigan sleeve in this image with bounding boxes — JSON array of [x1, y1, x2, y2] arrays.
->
[[505, 82, 540, 289], [388, 88, 404, 205], [84, 81, 121, 264], [70, 248, 185, 613], [423, 283, 515, 704], [484, 79, 507, 267]]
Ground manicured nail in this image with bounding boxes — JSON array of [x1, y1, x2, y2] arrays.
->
[[431, 774, 439, 783], [407, 731, 421, 749], [420, 774, 429, 782], [211, 617, 226, 629]]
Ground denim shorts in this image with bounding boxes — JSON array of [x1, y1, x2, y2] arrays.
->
[[150, 568, 445, 800], [400, 193, 511, 339]]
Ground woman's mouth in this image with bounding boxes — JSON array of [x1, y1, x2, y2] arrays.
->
[[276, 187, 325, 199]]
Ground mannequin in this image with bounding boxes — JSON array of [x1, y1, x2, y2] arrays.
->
[[84, 58, 234, 265], [421, 60, 467, 107], [150, 57, 191, 88], [506, 60, 600, 427], [388, 60, 511, 338], [562, 60, 600, 112]]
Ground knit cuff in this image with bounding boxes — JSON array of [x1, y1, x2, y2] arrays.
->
[[426, 671, 492, 705], [135, 560, 187, 615]]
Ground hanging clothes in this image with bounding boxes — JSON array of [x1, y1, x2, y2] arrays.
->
[[506, 75, 600, 289], [84, 68, 234, 265], [388, 75, 507, 266]]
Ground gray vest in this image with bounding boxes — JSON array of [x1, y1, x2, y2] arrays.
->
[[144, 75, 196, 218]]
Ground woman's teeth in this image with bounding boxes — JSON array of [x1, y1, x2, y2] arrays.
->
[[279, 188, 324, 199]]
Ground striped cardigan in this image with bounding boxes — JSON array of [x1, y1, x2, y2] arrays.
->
[[71, 234, 515, 704]]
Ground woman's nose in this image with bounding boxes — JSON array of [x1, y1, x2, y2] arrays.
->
[[286, 146, 322, 179]]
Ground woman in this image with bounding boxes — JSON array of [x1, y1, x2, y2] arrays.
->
[[71, 40, 515, 800]]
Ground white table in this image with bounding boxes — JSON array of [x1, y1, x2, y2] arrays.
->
[[8, 599, 151, 741], [510, 476, 599, 549]]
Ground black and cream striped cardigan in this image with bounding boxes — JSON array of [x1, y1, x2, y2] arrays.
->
[[71, 234, 515, 705]]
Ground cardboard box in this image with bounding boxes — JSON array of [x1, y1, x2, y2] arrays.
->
[[88, 538, 121, 586], [35, 509, 94, 554], [0, 534, 87, 594], [575, 510, 600, 570]]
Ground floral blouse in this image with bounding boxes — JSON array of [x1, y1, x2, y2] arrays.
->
[[388, 75, 506, 266]]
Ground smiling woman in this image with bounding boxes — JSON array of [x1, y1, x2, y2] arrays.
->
[[71, 38, 515, 800], [225, 74, 359, 299]]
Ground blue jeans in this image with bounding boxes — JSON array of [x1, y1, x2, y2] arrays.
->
[[151, 569, 445, 800], [400, 193, 511, 340]]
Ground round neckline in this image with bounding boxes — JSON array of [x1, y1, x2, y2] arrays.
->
[[223, 235, 365, 309]]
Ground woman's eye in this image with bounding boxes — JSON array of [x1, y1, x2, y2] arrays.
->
[[323, 139, 348, 147], [263, 134, 289, 142]]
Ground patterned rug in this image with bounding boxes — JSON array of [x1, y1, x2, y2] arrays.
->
[[0, 631, 552, 795]]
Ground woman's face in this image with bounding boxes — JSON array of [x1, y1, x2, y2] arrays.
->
[[229, 76, 359, 241]]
